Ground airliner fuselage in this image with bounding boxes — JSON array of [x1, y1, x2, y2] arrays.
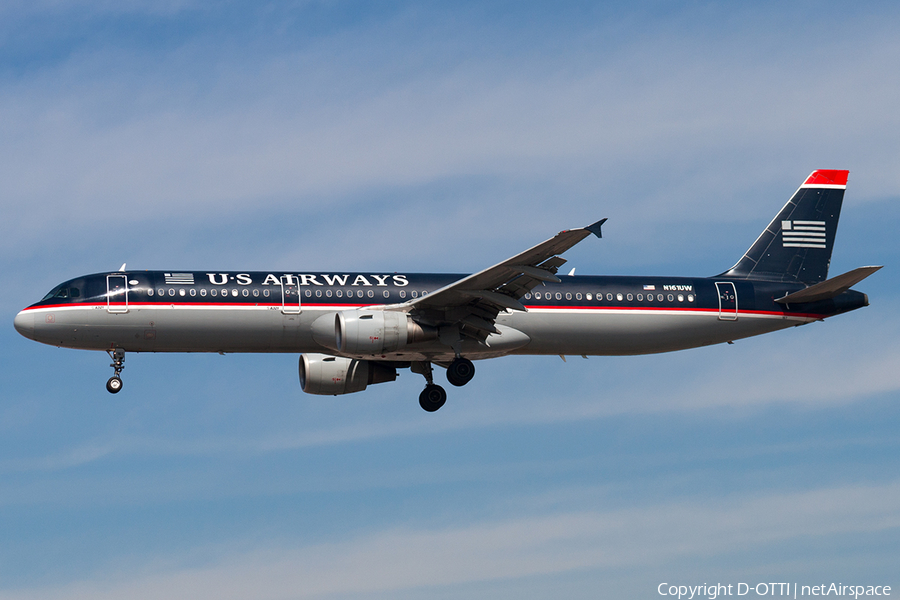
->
[[15, 271, 866, 359]]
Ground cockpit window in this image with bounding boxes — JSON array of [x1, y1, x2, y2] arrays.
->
[[42, 287, 62, 300], [41, 286, 81, 301]]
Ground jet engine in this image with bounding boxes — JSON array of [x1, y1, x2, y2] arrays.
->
[[312, 310, 437, 355], [299, 353, 398, 395]]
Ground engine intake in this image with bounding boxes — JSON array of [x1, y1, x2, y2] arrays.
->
[[299, 353, 398, 395]]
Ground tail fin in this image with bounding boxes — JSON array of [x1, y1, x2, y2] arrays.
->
[[719, 169, 848, 284]]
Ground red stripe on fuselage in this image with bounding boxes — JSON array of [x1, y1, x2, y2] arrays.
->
[[21, 301, 823, 320]]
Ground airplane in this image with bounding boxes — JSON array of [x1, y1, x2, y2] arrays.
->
[[14, 169, 880, 411]]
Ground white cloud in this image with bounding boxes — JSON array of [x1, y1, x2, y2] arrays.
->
[[2, 4, 900, 259], [2, 480, 897, 599], [0, 0, 201, 19]]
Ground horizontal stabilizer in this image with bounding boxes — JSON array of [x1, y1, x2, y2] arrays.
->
[[775, 266, 882, 304]]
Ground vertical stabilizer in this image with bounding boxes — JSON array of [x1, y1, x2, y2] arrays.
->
[[719, 170, 848, 284]]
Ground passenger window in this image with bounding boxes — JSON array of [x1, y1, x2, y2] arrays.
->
[[367, 290, 374, 298], [263, 289, 270, 297], [411, 291, 418, 298], [534, 292, 541, 299], [243, 289, 249, 297], [211, 289, 218, 297], [524, 293, 532, 300], [657, 294, 664, 301], [399, 291, 406, 298], [575, 293, 582, 300], [687, 294, 695, 302], [253, 289, 259, 297], [200, 289, 207, 297], [305, 290, 312, 298], [168, 289, 175, 296], [677, 294, 684, 302], [555, 292, 562, 300], [667, 294, 674, 302], [148, 289, 155, 297], [326, 290, 332, 298], [585, 293, 592, 300], [616, 293, 623, 301], [357, 290, 364, 298], [606, 293, 613, 301], [315, 290, 322, 298], [336, 290, 343, 298], [190, 289, 197, 297], [626, 293, 633, 301], [637, 293, 643, 301], [157, 288, 165, 296], [383, 290, 389, 298], [179, 289, 186, 296], [565, 292, 572, 300]]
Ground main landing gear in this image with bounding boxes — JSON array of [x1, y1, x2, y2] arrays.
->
[[106, 348, 125, 394], [446, 357, 475, 387], [413, 357, 476, 412], [419, 384, 447, 412], [414, 361, 446, 412]]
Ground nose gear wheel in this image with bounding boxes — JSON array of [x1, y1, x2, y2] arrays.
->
[[106, 348, 125, 394]]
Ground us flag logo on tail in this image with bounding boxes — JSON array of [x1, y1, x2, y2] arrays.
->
[[781, 220, 826, 248], [164, 273, 195, 285]]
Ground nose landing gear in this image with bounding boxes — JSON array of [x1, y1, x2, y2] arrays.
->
[[106, 348, 125, 394]]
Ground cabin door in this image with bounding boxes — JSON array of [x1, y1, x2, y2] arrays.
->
[[106, 274, 129, 314], [715, 281, 737, 321]]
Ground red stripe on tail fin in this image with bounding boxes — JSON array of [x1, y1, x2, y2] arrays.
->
[[804, 170, 849, 187]]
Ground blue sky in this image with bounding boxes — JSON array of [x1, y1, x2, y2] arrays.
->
[[2, 1, 899, 598]]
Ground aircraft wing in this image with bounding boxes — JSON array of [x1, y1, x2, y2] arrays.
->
[[390, 219, 606, 341]]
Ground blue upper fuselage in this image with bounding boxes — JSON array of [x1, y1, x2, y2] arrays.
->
[[17, 270, 868, 320]]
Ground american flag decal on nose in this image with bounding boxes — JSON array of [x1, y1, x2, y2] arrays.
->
[[781, 220, 826, 248], [165, 273, 195, 285]]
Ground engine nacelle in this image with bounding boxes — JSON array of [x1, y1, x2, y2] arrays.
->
[[299, 353, 398, 396], [326, 310, 436, 355]]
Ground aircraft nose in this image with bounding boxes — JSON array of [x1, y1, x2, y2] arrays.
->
[[14, 310, 34, 340]]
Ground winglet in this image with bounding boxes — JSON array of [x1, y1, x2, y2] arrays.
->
[[585, 218, 607, 238]]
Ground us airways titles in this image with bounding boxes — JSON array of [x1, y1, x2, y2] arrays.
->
[[202, 273, 410, 287]]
